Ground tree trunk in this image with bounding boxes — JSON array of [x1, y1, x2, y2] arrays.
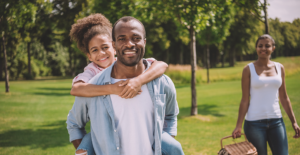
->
[[0, 41, 3, 80], [229, 49, 236, 67], [165, 48, 169, 64], [264, 0, 269, 34], [206, 44, 210, 83], [190, 27, 197, 115], [221, 49, 225, 68], [2, 33, 9, 92], [179, 44, 183, 64], [27, 42, 32, 77]]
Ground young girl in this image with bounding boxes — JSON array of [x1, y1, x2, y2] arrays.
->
[[69, 14, 184, 155], [232, 34, 300, 155]]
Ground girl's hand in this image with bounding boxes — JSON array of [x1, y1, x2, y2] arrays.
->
[[232, 127, 242, 139], [292, 123, 300, 139], [118, 78, 142, 99], [112, 81, 126, 95]]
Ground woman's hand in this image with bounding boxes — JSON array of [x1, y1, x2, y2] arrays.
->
[[118, 78, 142, 99], [292, 123, 300, 139], [232, 127, 242, 139]]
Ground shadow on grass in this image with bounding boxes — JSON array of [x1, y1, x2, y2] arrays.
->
[[37, 87, 71, 91], [0, 120, 72, 149], [32, 87, 71, 96], [33, 92, 71, 96], [178, 104, 224, 119]]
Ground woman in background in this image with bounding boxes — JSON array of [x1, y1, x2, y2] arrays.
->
[[232, 34, 300, 155]]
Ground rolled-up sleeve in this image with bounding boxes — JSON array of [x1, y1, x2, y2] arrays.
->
[[162, 76, 179, 136], [66, 96, 90, 142]]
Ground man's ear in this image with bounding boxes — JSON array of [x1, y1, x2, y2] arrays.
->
[[144, 38, 146, 46]]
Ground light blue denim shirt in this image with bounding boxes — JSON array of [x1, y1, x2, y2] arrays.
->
[[66, 60, 179, 155]]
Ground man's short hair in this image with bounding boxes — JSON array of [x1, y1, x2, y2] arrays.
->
[[112, 16, 146, 41]]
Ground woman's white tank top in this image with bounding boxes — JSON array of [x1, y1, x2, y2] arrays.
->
[[245, 62, 282, 121]]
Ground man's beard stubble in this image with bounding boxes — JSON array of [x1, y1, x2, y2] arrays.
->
[[116, 48, 145, 66]]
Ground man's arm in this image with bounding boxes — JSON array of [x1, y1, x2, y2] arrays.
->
[[162, 75, 179, 137], [66, 97, 90, 147]]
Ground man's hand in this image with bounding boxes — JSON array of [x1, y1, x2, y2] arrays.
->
[[118, 78, 142, 99]]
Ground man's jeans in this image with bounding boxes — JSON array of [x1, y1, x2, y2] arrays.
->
[[244, 118, 288, 155], [76, 132, 184, 155]]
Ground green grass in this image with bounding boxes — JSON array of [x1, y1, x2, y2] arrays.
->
[[1, 59, 300, 154], [166, 56, 300, 84]]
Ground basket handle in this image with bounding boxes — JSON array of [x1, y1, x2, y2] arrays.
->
[[220, 133, 247, 149]]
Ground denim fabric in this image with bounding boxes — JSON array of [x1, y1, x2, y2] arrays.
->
[[244, 118, 288, 155], [76, 132, 95, 155], [161, 132, 184, 155], [78, 131, 184, 155], [67, 60, 180, 155]]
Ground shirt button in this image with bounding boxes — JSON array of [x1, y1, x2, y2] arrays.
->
[[117, 147, 119, 150]]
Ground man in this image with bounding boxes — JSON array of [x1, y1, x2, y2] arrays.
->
[[67, 16, 183, 155]]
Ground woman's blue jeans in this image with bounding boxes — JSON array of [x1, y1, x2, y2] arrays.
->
[[244, 118, 288, 155], [76, 131, 184, 155]]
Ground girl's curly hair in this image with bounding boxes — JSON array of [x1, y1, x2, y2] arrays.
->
[[69, 13, 112, 54]]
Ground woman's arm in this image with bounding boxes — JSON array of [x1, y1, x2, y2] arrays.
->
[[119, 60, 168, 98], [70, 81, 124, 97], [232, 66, 251, 138], [278, 64, 300, 139]]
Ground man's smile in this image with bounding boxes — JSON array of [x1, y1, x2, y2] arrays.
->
[[123, 50, 137, 56]]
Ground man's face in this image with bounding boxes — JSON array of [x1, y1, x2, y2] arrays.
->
[[113, 20, 146, 66]]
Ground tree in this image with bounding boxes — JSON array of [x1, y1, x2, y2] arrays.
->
[[197, 0, 234, 83], [223, 0, 262, 66], [0, 0, 37, 91], [1, 32, 9, 92], [244, 0, 269, 34], [158, 0, 216, 115]]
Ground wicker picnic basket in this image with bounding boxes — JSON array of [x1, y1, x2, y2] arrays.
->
[[218, 133, 257, 155]]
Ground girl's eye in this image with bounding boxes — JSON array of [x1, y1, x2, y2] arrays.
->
[[103, 47, 109, 50], [92, 49, 97, 53]]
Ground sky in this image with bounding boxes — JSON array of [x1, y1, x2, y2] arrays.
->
[[267, 0, 300, 22]]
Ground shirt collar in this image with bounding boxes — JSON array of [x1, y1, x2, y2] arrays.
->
[[101, 59, 150, 85]]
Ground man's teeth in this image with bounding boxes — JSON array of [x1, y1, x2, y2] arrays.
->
[[124, 52, 136, 54]]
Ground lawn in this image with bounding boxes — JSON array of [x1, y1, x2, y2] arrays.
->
[[1, 61, 300, 154]]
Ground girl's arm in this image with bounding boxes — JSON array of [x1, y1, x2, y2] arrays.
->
[[70, 81, 124, 97], [70, 59, 168, 98], [232, 66, 251, 138], [118, 60, 168, 98], [278, 64, 300, 139]]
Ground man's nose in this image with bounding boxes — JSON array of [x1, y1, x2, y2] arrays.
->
[[125, 40, 135, 48]]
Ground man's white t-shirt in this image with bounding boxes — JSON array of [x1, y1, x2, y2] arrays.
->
[[110, 78, 155, 155]]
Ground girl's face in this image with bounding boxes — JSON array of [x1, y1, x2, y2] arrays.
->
[[256, 38, 275, 59], [87, 35, 116, 68]]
